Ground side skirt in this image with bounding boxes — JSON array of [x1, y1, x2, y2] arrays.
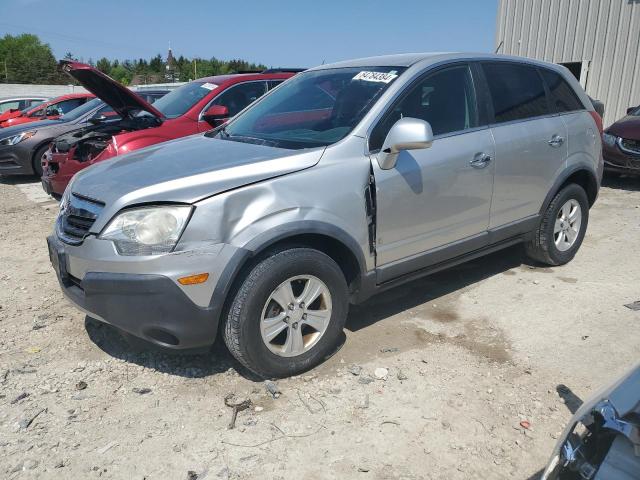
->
[[351, 215, 539, 304]]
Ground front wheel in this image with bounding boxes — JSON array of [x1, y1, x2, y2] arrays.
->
[[32, 144, 48, 178], [525, 183, 589, 266], [223, 248, 348, 378]]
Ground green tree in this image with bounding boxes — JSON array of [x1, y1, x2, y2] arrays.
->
[[96, 57, 111, 75], [0, 34, 61, 84]]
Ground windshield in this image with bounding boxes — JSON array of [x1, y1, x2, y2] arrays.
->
[[60, 98, 104, 121], [151, 81, 214, 119], [212, 66, 405, 149]]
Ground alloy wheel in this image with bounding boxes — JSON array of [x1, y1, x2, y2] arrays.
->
[[554, 199, 582, 252], [260, 275, 332, 357]]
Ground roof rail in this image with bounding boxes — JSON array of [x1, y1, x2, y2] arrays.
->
[[235, 69, 263, 74], [262, 68, 307, 74]]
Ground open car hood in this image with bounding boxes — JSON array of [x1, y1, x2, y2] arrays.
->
[[61, 60, 165, 121]]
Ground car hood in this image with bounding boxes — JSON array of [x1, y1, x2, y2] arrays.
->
[[0, 119, 64, 138], [61, 60, 164, 121], [71, 135, 324, 226], [607, 115, 640, 140]]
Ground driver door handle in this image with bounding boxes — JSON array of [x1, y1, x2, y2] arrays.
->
[[470, 152, 492, 169]]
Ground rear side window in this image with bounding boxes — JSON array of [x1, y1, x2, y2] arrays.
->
[[539, 69, 584, 113], [482, 62, 549, 123]]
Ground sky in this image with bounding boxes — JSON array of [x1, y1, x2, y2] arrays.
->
[[0, 0, 499, 67]]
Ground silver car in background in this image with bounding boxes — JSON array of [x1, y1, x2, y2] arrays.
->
[[47, 53, 603, 378]]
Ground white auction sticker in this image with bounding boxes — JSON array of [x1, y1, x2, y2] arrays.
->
[[352, 71, 398, 83], [200, 82, 218, 90]]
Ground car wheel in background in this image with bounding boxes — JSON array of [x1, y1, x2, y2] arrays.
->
[[223, 248, 348, 378], [32, 144, 48, 177], [525, 183, 589, 266]]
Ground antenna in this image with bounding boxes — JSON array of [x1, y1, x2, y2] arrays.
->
[[495, 40, 504, 54]]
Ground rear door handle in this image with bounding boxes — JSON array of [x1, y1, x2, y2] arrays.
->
[[470, 152, 492, 169], [548, 134, 565, 147]]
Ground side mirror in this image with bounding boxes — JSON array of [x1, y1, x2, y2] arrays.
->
[[203, 105, 229, 126], [45, 107, 60, 117], [627, 106, 638, 115], [89, 114, 108, 125], [377, 117, 433, 170]]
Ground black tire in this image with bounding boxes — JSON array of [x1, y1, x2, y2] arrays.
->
[[223, 248, 348, 378], [32, 144, 48, 177], [525, 183, 589, 266]]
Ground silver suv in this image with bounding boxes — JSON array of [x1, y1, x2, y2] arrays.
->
[[48, 53, 603, 378]]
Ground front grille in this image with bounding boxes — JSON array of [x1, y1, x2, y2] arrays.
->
[[619, 138, 640, 156], [56, 193, 104, 245]]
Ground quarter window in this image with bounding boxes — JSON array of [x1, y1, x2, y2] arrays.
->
[[370, 65, 478, 151], [539, 69, 583, 113], [482, 62, 549, 123]]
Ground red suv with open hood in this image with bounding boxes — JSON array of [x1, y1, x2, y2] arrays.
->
[[41, 61, 300, 196], [0, 93, 94, 128]]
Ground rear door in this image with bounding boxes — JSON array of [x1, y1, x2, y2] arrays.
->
[[480, 62, 567, 229], [371, 63, 495, 277]]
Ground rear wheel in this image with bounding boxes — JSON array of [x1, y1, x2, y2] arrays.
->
[[525, 183, 589, 265], [223, 248, 348, 378], [32, 144, 48, 178]]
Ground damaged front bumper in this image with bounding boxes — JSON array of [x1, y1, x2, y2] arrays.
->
[[47, 233, 245, 349]]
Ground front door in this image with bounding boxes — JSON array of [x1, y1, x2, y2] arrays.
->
[[370, 64, 495, 281]]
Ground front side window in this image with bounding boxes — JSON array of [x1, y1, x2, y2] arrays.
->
[[151, 81, 215, 119], [369, 65, 478, 151], [215, 66, 405, 150], [482, 62, 549, 123], [540, 69, 583, 113], [61, 98, 103, 122], [209, 81, 267, 117], [55, 98, 86, 115]]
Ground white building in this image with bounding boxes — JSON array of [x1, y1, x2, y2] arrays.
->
[[495, 0, 640, 126]]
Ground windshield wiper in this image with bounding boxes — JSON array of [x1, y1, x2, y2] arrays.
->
[[225, 134, 279, 147]]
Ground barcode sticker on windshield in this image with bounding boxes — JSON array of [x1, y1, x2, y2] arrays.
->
[[352, 71, 398, 83], [201, 82, 218, 90]]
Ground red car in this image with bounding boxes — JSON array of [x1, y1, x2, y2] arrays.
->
[[0, 93, 94, 128], [41, 61, 300, 196], [602, 104, 640, 175]]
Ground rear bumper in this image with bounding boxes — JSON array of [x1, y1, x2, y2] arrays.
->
[[47, 234, 245, 350]]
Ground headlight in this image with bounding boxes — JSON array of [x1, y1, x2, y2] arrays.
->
[[99, 205, 192, 256], [602, 133, 617, 147], [0, 130, 37, 146]]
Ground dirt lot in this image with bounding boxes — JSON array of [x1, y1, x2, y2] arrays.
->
[[1, 176, 639, 480]]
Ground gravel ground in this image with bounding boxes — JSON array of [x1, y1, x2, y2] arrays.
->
[[1, 175, 639, 480]]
